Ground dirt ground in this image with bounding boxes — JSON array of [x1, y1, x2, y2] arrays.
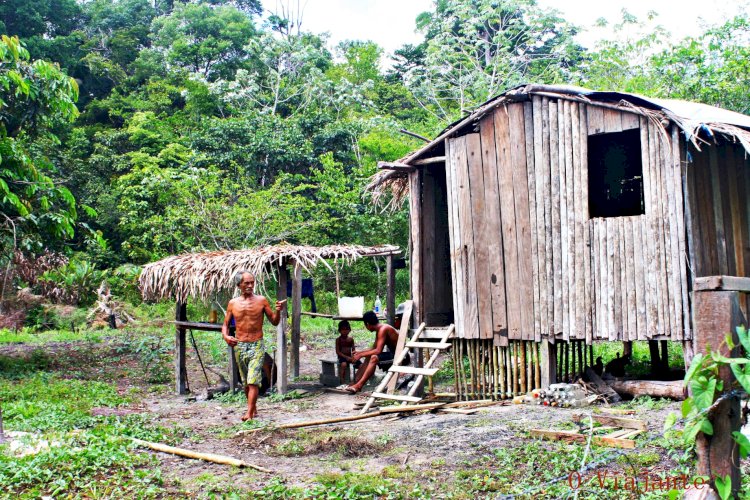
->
[[2, 336, 691, 498]]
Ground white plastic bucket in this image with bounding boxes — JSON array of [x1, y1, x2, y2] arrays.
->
[[338, 296, 364, 318]]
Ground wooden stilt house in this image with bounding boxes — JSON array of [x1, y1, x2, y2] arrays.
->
[[373, 84, 750, 397]]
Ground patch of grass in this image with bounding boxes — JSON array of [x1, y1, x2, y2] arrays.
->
[[0, 371, 185, 498], [255, 472, 429, 499], [623, 396, 673, 411], [0, 328, 105, 345]]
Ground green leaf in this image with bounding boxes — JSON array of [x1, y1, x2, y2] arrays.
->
[[732, 431, 750, 459], [731, 363, 750, 393], [715, 474, 732, 500], [681, 398, 694, 418], [699, 418, 713, 436], [663, 412, 677, 431], [690, 376, 716, 410], [736, 325, 750, 354], [684, 353, 704, 384]]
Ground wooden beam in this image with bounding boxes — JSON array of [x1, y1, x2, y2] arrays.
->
[[693, 276, 750, 293], [377, 161, 414, 171], [386, 255, 396, 326], [411, 156, 446, 166], [608, 379, 685, 400], [692, 290, 745, 496], [386, 300, 413, 394], [276, 264, 289, 394], [175, 302, 188, 395], [290, 263, 302, 379]]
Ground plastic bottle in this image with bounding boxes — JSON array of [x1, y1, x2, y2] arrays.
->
[[374, 296, 382, 314]]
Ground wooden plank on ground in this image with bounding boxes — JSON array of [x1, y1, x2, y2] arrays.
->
[[572, 413, 647, 431], [467, 133, 492, 340], [479, 114, 508, 345], [530, 429, 636, 449], [495, 106, 522, 340]]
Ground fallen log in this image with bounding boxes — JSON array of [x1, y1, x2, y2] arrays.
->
[[583, 368, 622, 403], [608, 379, 685, 400], [131, 438, 271, 473]]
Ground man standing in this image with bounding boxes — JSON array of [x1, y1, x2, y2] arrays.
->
[[222, 271, 285, 421], [345, 311, 399, 394]]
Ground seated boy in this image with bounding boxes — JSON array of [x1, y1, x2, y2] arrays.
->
[[335, 320, 360, 384]]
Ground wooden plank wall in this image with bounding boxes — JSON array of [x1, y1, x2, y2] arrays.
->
[[686, 140, 750, 282], [444, 96, 691, 342]]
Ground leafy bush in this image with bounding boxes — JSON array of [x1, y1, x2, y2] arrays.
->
[[38, 259, 105, 306]]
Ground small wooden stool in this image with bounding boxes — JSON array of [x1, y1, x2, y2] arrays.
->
[[319, 357, 354, 386]]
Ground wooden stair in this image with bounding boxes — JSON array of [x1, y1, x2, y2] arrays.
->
[[360, 324, 455, 414]]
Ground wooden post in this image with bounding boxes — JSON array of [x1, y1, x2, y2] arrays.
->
[[276, 264, 289, 394], [175, 301, 188, 395], [691, 290, 744, 497], [660, 340, 669, 373], [648, 340, 660, 376], [409, 170, 423, 325], [386, 254, 396, 326], [291, 262, 302, 379], [540, 340, 556, 388]]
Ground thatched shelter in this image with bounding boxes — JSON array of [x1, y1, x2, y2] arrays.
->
[[139, 243, 402, 394]]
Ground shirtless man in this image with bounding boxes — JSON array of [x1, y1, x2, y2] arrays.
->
[[345, 311, 399, 393], [222, 271, 285, 421]]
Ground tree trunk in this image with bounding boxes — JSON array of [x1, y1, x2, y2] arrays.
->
[[608, 379, 685, 400]]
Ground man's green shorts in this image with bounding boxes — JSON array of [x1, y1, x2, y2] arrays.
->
[[235, 339, 265, 387]]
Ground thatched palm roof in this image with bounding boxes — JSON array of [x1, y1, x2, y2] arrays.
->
[[139, 244, 401, 302]]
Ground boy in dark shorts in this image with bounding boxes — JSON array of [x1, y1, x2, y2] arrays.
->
[[335, 320, 360, 384]]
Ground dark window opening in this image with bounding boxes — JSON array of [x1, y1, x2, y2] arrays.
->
[[588, 128, 644, 218]]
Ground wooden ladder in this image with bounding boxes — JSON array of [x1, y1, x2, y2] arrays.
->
[[360, 323, 455, 414]]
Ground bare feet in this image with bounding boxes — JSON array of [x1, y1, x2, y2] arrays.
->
[[241, 411, 252, 422]]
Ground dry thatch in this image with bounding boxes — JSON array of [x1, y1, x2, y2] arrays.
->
[[139, 244, 401, 302], [367, 83, 750, 209]]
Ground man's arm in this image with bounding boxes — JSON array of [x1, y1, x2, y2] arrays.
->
[[263, 297, 284, 326], [222, 302, 238, 347], [353, 328, 387, 361]]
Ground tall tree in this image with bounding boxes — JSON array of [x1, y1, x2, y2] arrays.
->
[[404, 0, 583, 119], [0, 35, 80, 253]]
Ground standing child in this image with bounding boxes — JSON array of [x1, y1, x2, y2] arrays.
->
[[335, 320, 358, 384]]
